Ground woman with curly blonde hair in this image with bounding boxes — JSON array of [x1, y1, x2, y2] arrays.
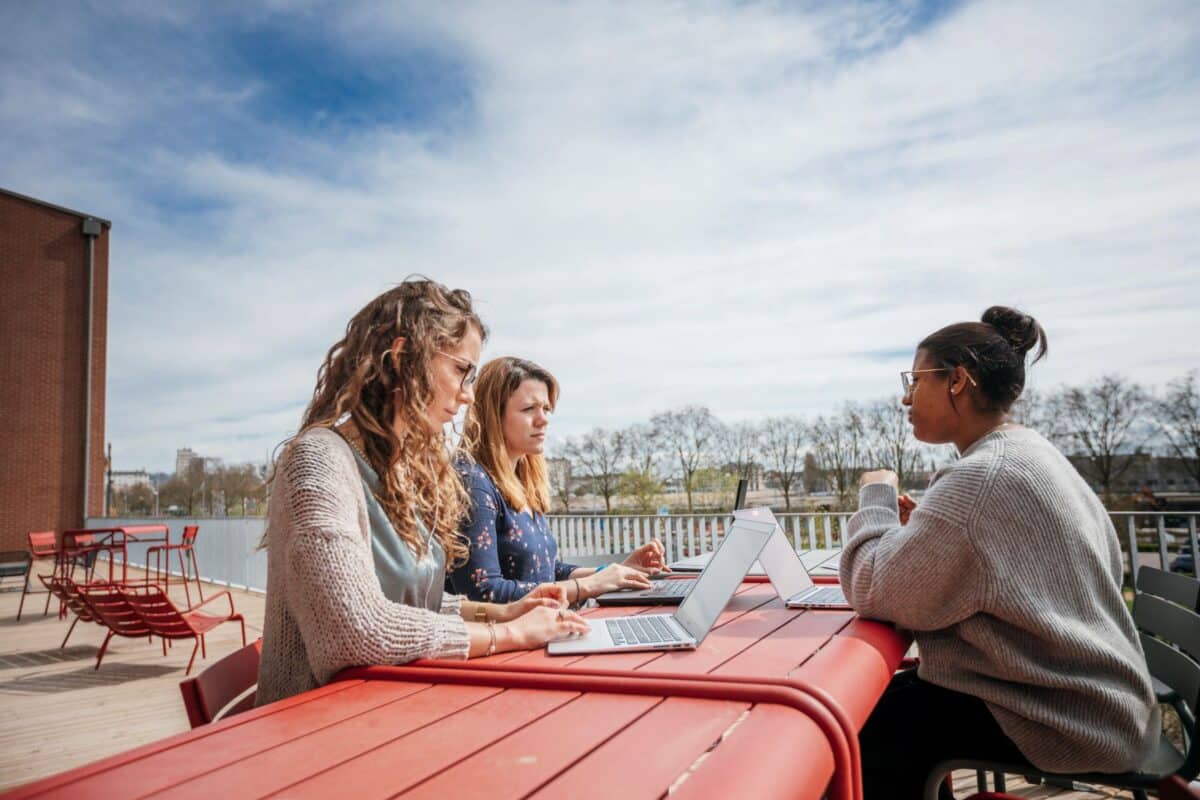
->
[[449, 357, 666, 605], [257, 279, 586, 705]]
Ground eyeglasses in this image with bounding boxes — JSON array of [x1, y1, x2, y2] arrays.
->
[[900, 368, 978, 396], [438, 351, 479, 389]]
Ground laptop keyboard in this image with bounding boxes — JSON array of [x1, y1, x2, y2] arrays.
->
[[795, 587, 847, 605], [644, 580, 693, 597], [607, 616, 685, 645]]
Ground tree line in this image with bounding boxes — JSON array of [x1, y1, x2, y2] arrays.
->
[[552, 371, 1200, 513], [108, 459, 267, 517]]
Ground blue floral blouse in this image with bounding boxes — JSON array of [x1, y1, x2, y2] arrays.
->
[[449, 463, 577, 603]]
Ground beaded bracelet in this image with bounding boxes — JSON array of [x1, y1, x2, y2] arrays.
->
[[485, 620, 497, 657]]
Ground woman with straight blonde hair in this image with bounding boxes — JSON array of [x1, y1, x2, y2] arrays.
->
[[450, 357, 667, 604], [257, 280, 586, 706]]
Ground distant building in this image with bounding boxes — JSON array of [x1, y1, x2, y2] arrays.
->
[[0, 188, 110, 553], [110, 470, 152, 490], [1068, 454, 1200, 496], [175, 447, 201, 476]]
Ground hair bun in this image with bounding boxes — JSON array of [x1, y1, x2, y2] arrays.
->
[[981, 305, 1048, 363]]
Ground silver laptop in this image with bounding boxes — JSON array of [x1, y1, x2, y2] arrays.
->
[[754, 526, 852, 610], [547, 508, 780, 655]]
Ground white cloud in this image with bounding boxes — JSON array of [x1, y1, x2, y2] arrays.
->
[[2, 0, 1198, 471]]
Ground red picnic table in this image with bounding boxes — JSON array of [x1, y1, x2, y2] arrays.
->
[[382, 579, 912, 800], [2, 674, 832, 800], [3, 581, 909, 800]]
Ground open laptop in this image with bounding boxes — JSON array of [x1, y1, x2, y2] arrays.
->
[[595, 478, 751, 607], [547, 507, 778, 655], [753, 524, 852, 610]]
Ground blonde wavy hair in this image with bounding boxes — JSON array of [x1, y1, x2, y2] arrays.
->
[[464, 357, 558, 514], [271, 277, 486, 567]]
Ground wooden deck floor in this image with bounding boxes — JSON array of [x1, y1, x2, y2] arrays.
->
[[0, 570, 1136, 797]]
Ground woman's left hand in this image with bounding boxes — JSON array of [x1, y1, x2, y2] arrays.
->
[[496, 583, 568, 622], [623, 539, 670, 575]]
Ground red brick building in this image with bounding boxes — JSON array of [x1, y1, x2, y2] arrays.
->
[[0, 188, 110, 553]]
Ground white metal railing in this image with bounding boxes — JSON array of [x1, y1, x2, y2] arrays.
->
[[546, 513, 855, 563], [86, 511, 1199, 593], [548, 511, 1200, 587]]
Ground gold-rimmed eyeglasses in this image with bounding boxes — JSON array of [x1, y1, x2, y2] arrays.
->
[[438, 351, 480, 389], [900, 368, 978, 396]]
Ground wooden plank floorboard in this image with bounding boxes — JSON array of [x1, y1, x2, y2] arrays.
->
[[0, 567, 264, 791]]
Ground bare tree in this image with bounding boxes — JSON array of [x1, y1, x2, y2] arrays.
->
[[863, 398, 923, 490], [623, 422, 662, 478], [561, 428, 626, 513], [1056, 375, 1152, 504], [545, 456, 573, 513], [651, 405, 719, 512], [718, 420, 761, 483], [761, 416, 807, 510], [1152, 370, 1200, 486], [1010, 386, 1065, 442], [811, 403, 866, 509]]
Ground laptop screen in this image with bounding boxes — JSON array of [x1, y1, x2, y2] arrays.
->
[[673, 510, 777, 639]]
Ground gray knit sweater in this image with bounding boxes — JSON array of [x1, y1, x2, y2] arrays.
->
[[256, 427, 470, 706], [840, 427, 1159, 773]]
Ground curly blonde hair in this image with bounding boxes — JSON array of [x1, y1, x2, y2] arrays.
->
[[272, 277, 486, 567]]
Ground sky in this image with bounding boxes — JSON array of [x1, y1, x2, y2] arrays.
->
[[2, 0, 1198, 474]]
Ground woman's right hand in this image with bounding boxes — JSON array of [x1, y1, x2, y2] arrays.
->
[[582, 564, 652, 597], [504, 605, 589, 649]]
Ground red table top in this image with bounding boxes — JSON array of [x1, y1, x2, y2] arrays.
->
[[3, 677, 833, 800], [4, 581, 908, 800]]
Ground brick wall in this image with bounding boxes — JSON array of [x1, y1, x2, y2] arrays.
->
[[0, 190, 108, 553]]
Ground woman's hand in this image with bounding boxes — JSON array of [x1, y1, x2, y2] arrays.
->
[[622, 539, 670, 574], [898, 494, 917, 525], [860, 469, 899, 490], [494, 583, 567, 622], [581, 564, 653, 597], [503, 605, 589, 649]]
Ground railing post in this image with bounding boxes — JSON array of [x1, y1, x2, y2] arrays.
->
[[1158, 516, 1170, 572], [1191, 515, 1199, 580], [1126, 516, 1140, 591]]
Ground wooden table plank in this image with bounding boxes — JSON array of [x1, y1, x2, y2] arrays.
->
[[22, 680, 423, 800], [713, 610, 854, 679], [527, 696, 750, 800], [670, 703, 836, 800], [398, 693, 662, 800], [275, 687, 582, 800], [635, 600, 801, 675], [153, 684, 501, 799]]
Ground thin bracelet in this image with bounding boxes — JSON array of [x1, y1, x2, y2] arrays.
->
[[573, 577, 582, 607], [485, 620, 497, 657]]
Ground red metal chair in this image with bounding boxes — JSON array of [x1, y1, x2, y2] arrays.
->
[[146, 524, 203, 607], [121, 584, 246, 675], [17, 531, 58, 620], [75, 581, 155, 670], [179, 638, 263, 728], [38, 574, 104, 648]]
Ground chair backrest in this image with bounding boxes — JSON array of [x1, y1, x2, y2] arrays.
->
[[77, 582, 151, 638], [1138, 567, 1200, 612], [1134, 591, 1200, 781], [179, 639, 263, 728], [0, 550, 32, 579], [121, 584, 193, 639], [181, 525, 199, 546], [28, 531, 58, 558]]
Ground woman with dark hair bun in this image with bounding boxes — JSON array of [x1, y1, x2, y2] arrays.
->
[[841, 306, 1157, 799]]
